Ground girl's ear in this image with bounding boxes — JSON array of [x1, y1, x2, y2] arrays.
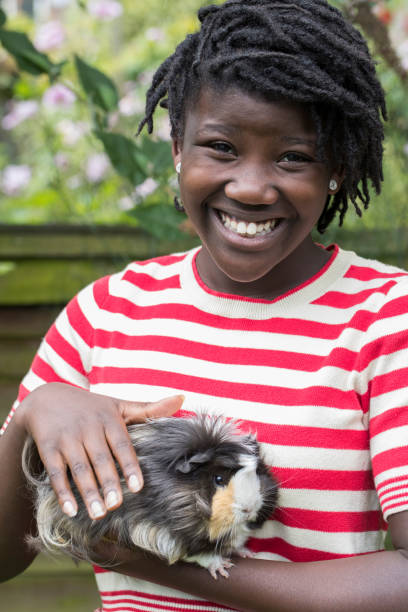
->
[[172, 138, 182, 172]]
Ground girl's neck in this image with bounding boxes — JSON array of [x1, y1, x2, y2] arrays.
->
[[196, 237, 331, 301]]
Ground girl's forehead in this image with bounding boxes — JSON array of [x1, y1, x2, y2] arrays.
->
[[184, 86, 316, 137]]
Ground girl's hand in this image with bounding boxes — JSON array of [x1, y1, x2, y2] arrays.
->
[[18, 383, 184, 520]]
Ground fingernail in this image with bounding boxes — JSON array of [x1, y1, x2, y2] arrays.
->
[[128, 474, 142, 492], [62, 500, 77, 517], [91, 501, 105, 519], [106, 490, 119, 509]]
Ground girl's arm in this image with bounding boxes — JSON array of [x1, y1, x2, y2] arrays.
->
[[97, 510, 408, 612], [0, 383, 183, 582]]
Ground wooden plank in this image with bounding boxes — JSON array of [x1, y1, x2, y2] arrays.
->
[[0, 337, 40, 378], [0, 224, 199, 259], [0, 306, 60, 338], [0, 259, 125, 305]]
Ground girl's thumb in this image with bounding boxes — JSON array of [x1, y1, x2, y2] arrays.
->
[[118, 394, 185, 425]]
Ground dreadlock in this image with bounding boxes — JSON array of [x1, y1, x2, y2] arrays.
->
[[138, 0, 386, 232]]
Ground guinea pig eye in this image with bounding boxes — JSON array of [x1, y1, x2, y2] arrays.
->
[[214, 474, 226, 487]]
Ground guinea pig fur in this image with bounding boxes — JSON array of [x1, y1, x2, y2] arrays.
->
[[22, 413, 278, 578]]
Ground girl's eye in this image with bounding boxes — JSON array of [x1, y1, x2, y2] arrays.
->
[[210, 141, 234, 155], [214, 474, 226, 486], [279, 152, 311, 163]]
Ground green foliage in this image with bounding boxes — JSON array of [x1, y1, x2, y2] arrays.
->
[[128, 199, 188, 241], [0, 29, 65, 80], [95, 131, 146, 184], [0, 0, 407, 250], [0, 1, 206, 236], [0, 8, 7, 27], [74, 55, 119, 113]]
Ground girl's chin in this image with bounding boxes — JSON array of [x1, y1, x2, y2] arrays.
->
[[197, 249, 284, 295]]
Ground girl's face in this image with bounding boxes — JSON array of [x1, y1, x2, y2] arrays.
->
[[172, 86, 342, 299]]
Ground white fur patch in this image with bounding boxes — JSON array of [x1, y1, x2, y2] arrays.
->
[[129, 520, 184, 564], [231, 456, 262, 522]]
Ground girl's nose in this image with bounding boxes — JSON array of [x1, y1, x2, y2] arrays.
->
[[224, 168, 279, 205]]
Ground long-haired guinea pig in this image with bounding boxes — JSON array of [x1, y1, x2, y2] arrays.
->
[[22, 413, 278, 578]]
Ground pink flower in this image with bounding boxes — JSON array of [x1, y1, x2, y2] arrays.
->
[[1, 100, 39, 130], [34, 21, 66, 52], [134, 177, 158, 200], [398, 40, 408, 71], [85, 153, 110, 183], [56, 119, 89, 146], [43, 84, 76, 109], [87, 1, 123, 21], [145, 28, 165, 43], [119, 92, 144, 117], [54, 152, 69, 171], [118, 196, 134, 211], [1, 165, 32, 196]]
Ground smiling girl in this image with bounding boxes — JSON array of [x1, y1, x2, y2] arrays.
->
[[1, 1, 408, 610]]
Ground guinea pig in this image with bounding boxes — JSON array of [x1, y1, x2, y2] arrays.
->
[[22, 413, 278, 579]]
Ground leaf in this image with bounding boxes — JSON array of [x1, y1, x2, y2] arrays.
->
[[138, 137, 173, 176], [75, 55, 118, 113], [0, 30, 64, 79], [0, 8, 7, 27], [95, 131, 147, 185], [129, 201, 187, 241]]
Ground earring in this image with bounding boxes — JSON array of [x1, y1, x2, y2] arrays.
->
[[329, 179, 338, 191], [174, 195, 185, 212], [176, 162, 181, 174]]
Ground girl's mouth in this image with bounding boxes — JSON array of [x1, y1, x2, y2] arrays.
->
[[218, 211, 281, 238]]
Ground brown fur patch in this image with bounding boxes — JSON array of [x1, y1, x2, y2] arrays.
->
[[208, 480, 236, 541]]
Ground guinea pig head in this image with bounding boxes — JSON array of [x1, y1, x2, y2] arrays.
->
[[173, 431, 278, 544]]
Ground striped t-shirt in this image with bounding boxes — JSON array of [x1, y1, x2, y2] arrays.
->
[[4, 244, 408, 612]]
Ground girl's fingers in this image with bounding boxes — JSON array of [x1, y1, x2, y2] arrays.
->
[[40, 446, 79, 518], [26, 389, 185, 519], [63, 444, 107, 520], [83, 432, 127, 512], [104, 419, 144, 493]]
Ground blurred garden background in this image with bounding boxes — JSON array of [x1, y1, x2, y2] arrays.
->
[[0, 0, 407, 609]]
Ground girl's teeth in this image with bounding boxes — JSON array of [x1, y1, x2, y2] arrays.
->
[[246, 222, 257, 236], [219, 212, 278, 237], [237, 221, 247, 235]]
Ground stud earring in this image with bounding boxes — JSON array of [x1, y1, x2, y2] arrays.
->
[[176, 162, 181, 174], [329, 179, 338, 191], [174, 196, 185, 213]]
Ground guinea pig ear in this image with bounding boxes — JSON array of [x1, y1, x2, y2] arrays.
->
[[175, 450, 214, 474]]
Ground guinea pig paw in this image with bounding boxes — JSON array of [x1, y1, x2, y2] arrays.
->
[[236, 546, 255, 559], [208, 557, 234, 580]]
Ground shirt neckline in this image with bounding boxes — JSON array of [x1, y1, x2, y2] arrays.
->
[[180, 244, 353, 318]]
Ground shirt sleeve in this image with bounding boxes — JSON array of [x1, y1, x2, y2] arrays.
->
[[364, 279, 408, 520], [0, 276, 108, 435]]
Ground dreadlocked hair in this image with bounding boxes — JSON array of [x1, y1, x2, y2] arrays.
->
[[138, 0, 387, 232]]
